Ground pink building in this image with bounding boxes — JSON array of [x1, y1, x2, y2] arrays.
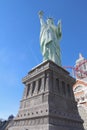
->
[[73, 54, 87, 130]]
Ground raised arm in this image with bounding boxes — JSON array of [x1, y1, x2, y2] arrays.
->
[[38, 11, 46, 26]]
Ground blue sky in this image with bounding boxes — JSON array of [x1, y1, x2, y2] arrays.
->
[[0, 0, 87, 119]]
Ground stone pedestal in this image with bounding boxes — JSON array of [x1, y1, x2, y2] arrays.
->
[[9, 60, 84, 130]]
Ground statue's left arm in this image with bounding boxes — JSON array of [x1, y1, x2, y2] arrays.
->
[[57, 20, 62, 39]]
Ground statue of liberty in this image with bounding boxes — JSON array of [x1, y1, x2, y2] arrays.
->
[[38, 11, 62, 66]]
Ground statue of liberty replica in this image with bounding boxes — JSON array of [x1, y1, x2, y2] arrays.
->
[[8, 11, 84, 130], [38, 11, 62, 66]]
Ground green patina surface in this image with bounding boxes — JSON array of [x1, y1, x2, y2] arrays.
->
[[38, 11, 62, 66]]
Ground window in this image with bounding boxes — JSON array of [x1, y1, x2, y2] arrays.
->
[[74, 85, 83, 92], [81, 96, 84, 101], [62, 81, 66, 95], [56, 78, 59, 92], [32, 81, 36, 94], [76, 98, 79, 102], [38, 78, 41, 92], [26, 84, 30, 96]]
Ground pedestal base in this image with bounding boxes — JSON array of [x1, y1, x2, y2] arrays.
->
[[8, 60, 84, 130]]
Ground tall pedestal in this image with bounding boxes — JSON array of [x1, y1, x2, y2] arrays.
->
[[9, 60, 84, 130]]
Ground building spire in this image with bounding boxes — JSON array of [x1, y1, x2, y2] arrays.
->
[[79, 53, 83, 59]]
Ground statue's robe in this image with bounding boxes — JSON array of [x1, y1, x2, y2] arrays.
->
[[40, 21, 61, 66]]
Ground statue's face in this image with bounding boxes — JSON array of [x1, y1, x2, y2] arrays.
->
[[47, 18, 53, 25]]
